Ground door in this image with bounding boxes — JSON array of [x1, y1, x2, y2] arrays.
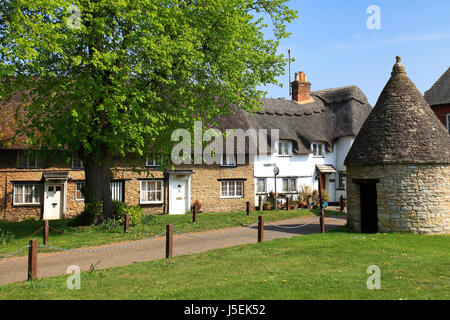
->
[[169, 180, 188, 215], [44, 184, 63, 220], [360, 183, 378, 233]]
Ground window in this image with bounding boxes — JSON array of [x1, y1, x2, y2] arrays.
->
[[338, 172, 346, 189], [283, 178, 297, 192], [221, 153, 236, 167], [220, 180, 244, 198], [145, 157, 160, 167], [17, 151, 43, 168], [446, 114, 450, 133], [111, 181, 124, 202], [72, 157, 84, 169], [278, 141, 291, 156], [140, 180, 163, 203], [75, 182, 85, 201], [312, 143, 325, 157], [257, 178, 266, 194], [13, 184, 42, 205]]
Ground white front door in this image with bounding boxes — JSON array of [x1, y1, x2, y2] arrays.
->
[[44, 184, 63, 220], [169, 180, 188, 215]]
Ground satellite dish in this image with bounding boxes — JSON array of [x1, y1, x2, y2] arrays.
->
[[273, 166, 280, 176]]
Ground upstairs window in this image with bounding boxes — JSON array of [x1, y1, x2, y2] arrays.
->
[[17, 151, 44, 168], [221, 153, 236, 167], [312, 143, 325, 158], [446, 114, 450, 133], [278, 141, 292, 156], [72, 157, 84, 169], [146, 157, 160, 167], [338, 172, 346, 190]]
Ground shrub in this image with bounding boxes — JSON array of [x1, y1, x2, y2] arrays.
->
[[112, 201, 142, 225], [321, 189, 330, 203], [0, 228, 15, 245]]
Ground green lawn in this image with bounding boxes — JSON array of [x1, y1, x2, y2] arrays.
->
[[0, 208, 341, 257], [0, 227, 448, 300]]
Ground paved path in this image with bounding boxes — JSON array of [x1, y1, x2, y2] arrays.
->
[[0, 216, 345, 285]]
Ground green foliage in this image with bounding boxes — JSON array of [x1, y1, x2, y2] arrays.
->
[[0, 228, 15, 245], [321, 189, 330, 203], [112, 201, 143, 225]]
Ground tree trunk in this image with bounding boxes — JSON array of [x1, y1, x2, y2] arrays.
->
[[84, 154, 113, 224]]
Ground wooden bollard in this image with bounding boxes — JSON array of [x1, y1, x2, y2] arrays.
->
[[286, 198, 290, 211], [258, 195, 263, 212], [193, 203, 198, 223], [166, 224, 173, 258], [258, 216, 264, 243], [246, 201, 251, 216], [124, 214, 129, 233], [43, 220, 49, 245], [28, 239, 38, 281], [320, 210, 326, 233]]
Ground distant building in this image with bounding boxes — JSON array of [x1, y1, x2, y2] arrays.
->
[[424, 67, 450, 132], [345, 57, 450, 234]]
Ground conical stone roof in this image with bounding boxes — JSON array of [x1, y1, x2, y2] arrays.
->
[[345, 56, 450, 165]]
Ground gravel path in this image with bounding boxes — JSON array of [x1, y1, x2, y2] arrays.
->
[[0, 216, 345, 285]]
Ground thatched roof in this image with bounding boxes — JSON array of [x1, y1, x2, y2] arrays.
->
[[424, 67, 450, 106], [219, 86, 372, 154], [345, 57, 450, 166]]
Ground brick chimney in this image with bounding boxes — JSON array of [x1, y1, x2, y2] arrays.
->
[[291, 71, 311, 103]]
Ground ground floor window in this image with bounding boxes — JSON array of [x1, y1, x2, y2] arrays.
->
[[75, 181, 124, 202], [220, 180, 244, 198], [13, 184, 42, 205], [338, 172, 346, 189], [256, 178, 266, 193], [283, 178, 297, 192], [446, 113, 450, 133], [140, 180, 163, 204]]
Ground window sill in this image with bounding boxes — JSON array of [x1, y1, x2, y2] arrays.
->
[[276, 155, 292, 158], [12, 203, 41, 207], [140, 201, 163, 205], [220, 196, 244, 199]]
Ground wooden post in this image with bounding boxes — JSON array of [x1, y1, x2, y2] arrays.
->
[[318, 174, 325, 233], [193, 202, 198, 223], [258, 216, 264, 243], [28, 239, 38, 281], [246, 201, 250, 216], [258, 195, 263, 212], [286, 197, 290, 211], [124, 214, 129, 234], [43, 220, 49, 245], [166, 224, 173, 258]]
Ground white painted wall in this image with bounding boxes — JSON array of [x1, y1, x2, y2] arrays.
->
[[253, 137, 355, 205]]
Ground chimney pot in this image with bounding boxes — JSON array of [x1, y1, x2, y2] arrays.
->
[[291, 71, 311, 102]]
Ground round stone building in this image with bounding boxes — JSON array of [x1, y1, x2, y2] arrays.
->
[[345, 57, 450, 234]]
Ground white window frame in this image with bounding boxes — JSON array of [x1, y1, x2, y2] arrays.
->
[[72, 157, 84, 169], [140, 180, 164, 204], [446, 114, 450, 133], [145, 157, 160, 167], [256, 178, 266, 194], [111, 181, 124, 202], [282, 178, 297, 193], [220, 180, 244, 198], [277, 141, 292, 156], [13, 184, 42, 205], [17, 151, 42, 168], [312, 143, 325, 158], [221, 153, 236, 167], [338, 172, 346, 190], [75, 182, 85, 201]]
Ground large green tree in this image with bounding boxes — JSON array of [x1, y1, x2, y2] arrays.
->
[[0, 0, 296, 222]]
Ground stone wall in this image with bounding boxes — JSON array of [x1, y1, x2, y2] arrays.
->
[[347, 164, 450, 234]]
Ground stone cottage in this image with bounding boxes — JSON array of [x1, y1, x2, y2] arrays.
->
[[345, 57, 450, 234]]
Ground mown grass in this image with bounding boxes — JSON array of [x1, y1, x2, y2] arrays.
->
[[0, 208, 342, 257], [0, 227, 448, 300]]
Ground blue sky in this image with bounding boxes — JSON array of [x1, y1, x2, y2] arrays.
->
[[259, 0, 450, 106]]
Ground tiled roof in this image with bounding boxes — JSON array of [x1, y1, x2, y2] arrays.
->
[[424, 67, 450, 106]]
